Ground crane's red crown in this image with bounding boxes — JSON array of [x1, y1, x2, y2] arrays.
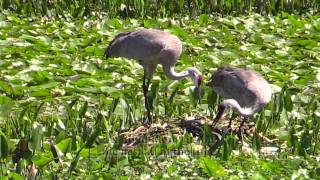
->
[[198, 75, 204, 87]]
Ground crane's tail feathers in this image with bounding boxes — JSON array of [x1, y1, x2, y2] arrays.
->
[[104, 50, 111, 59], [104, 31, 132, 59], [104, 43, 114, 59]]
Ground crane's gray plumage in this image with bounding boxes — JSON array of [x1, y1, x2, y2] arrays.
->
[[104, 29, 203, 81], [104, 28, 203, 123], [104, 32, 131, 59], [208, 65, 272, 128]]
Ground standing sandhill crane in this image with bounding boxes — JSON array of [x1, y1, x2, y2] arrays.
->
[[104, 29, 204, 124], [207, 66, 272, 134]]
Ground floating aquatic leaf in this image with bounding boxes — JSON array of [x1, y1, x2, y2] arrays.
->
[[0, 96, 14, 114], [122, 75, 135, 84], [32, 153, 53, 168], [275, 49, 288, 56], [199, 157, 226, 177], [220, 50, 235, 56], [57, 138, 71, 154], [296, 40, 317, 49]]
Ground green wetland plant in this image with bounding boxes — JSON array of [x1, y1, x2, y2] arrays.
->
[[0, 0, 319, 18], [0, 10, 319, 178]]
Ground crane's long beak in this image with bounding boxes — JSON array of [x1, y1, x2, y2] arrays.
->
[[196, 75, 204, 103]]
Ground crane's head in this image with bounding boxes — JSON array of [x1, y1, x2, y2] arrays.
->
[[187, 67, 204, 88]]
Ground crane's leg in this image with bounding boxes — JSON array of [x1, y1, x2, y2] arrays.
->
[[146, 78, 152, 122], [237, 117, 247, 141], [211, 104, 226, 128], [228, 119, 233, 129], [228, 111, 237, 128], [142, 74, 152, 125]]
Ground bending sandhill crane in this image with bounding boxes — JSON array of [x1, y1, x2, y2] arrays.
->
[[207, 66, 272, 133], [104, 29, 204, 123]]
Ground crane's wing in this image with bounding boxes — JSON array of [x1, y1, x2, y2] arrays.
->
[[104, 29, 169, 61], [210, 66, 257, 107], [237, 69, 272, 104]]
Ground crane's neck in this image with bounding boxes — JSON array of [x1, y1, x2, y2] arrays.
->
[[163, 65, 190, 80], [222, 99, 257, 117]]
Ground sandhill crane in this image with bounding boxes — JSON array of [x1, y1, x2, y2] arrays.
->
[[207, 66, 272, 134], [104, 29, 204, 124]]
